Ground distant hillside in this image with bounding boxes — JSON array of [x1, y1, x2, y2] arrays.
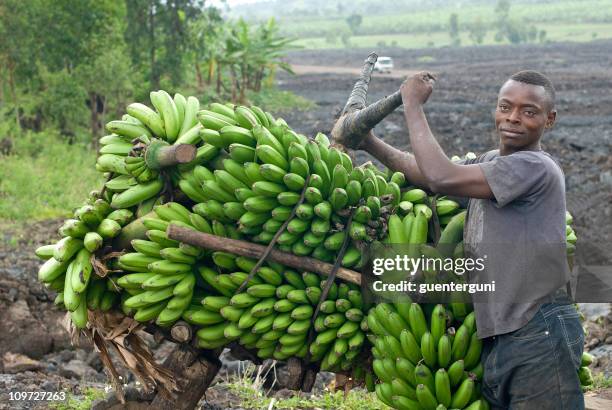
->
[[221, 0, 612, 49], [224, 0, 462, 21]]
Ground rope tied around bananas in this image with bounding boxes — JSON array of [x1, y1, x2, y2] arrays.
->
[[234, 175, 312, 294], [424, 193, 441, 245], [303, 207, 357, 365]]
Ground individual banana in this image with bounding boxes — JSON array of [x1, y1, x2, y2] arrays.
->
[[126, 102, 165, 137], [151, 90, 180, 142], [111, 179, 164, 209]]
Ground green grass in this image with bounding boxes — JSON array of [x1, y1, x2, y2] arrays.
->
[[294, 22, 612, 50], [584, 372, 612, 392], [50, 387, 105, 410], [0, 132, 103, 222], [279, 0, 612, 38], [247, 86, 316, 113], [223, 362, 387, 409]]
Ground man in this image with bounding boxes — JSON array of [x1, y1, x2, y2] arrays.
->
[[356, 70, 584, 409]]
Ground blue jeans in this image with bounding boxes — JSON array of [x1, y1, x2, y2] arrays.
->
[[480, 295, 585, 410]]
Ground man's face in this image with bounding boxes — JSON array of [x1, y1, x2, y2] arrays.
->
[[494, 79, 556, 151]]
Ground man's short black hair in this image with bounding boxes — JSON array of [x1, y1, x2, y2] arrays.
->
[[509, 70, 556, 110]]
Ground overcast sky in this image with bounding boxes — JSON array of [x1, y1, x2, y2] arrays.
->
[[209, 0, 264, 7]]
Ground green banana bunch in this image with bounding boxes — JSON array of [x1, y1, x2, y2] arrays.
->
[[37, 97, 586, 406], [112, 206, 372, 366], [100, 91, 217, 211], [36, 194, 134, 328], [178, 106, 422, 270], [114, 198, 373, 367], [367, 303, 490, 410], [124, 155, 160, 184], [116, 202, 210, 327], [578, 355, 594, 387], [193, 260, 369, 366]]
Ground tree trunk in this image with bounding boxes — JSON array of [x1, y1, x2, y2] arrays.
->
[[7, 63, 20, 131], [90, 92, 100, 151], [230, 66, 238, 102], [195, 60, 203, 91], [149, 1, 159, 90], [255, 68, 264, 92], [100, 95, 107, 152], [0, 65, 4, 104], [242, 64, 246, 90], [207, 59, 214, 86], [239, 63, 247, 102], [149, 345, 221, 410], [216, 62, 222, 95]]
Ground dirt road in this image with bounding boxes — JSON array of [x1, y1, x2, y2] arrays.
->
[[291, 63, 420, 79], [280, 41, 612, 267]]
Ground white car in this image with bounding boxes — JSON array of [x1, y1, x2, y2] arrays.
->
[[374, 57, 394, 73]]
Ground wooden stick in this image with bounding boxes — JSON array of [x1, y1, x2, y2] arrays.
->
[[145, 140, 196, 170], [341, 53, 378, 115], [167, 225, 362, 285], [150, 344, 221, 410], [170, 321, 193, 343], [235, 174, 311, 294], [285, 358, 306, 390], [331, 53, 403, 150]]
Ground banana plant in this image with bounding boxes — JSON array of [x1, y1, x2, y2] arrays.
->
[[224, 18, 299, 102]]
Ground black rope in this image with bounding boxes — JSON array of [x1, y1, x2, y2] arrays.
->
[[425, 194, 441, 246], [235, 175, 312, 294], [303, 207, 356, 365], [160, 169, 174, 204], [99, 173, 114, 198]]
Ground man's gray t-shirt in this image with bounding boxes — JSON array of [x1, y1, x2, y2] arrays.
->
[[455, 149, 569, 339]]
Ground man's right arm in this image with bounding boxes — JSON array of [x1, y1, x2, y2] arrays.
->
[[360, 131, 432, 190]]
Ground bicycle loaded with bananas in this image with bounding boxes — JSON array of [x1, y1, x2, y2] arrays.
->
[[35, 91, 589, 410]]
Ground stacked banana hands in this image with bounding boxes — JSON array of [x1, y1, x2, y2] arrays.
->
[[35, 90, 588, 410]]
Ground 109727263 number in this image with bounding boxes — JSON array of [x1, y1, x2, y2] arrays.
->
[[9, 391, 66, 401]]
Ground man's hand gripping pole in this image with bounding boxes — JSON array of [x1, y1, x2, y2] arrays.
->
[[331, 53, 404, 150]]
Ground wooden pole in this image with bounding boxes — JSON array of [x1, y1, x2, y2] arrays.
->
[[150, 344, 221, 410], [170, 321, 193, 343], [332, 91, 402, 147], [331, 53, 403, 150], [167, 225, 362, 285], [145, 140, 196, 170], [341, 53, 378, 115]]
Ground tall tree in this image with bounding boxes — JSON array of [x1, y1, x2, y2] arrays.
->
[[493, 0, 532, 44], [449, 13, 461, 46], [186, 6, 224, 91], [224, 18, 298, 102], [346, 14, 362, 35], [0, 0, 42, 130], [468, 17, 487, 45], [1, 0, 129, 136], [125, 0, 161, 90], [125, 0, 205, 91], [77, 47, 134, 147], [40, 0, 129, 139]]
